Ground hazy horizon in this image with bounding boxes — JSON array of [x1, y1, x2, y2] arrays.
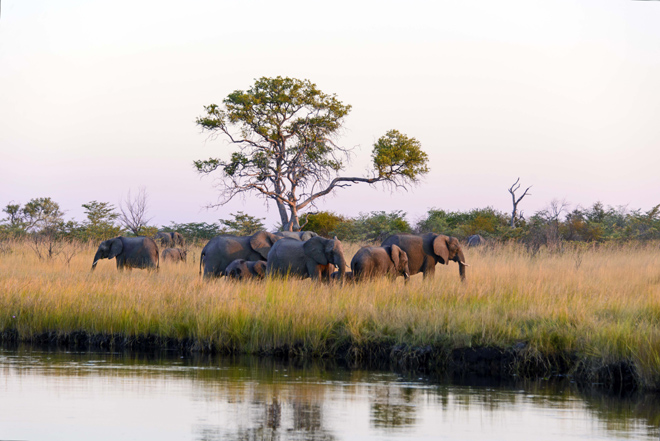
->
[[2, 0, 658, 229]]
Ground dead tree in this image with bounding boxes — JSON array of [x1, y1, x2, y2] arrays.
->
[[118, 187, 153, 236], [508, 178, 532, 227]]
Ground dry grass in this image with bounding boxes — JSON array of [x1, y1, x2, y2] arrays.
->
[[1, 239, 659, 387]]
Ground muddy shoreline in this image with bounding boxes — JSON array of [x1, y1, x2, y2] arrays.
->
[[0, 329, 643, 395]]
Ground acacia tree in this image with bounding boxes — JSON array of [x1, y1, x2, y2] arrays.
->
[[195, 76, 429, 231]]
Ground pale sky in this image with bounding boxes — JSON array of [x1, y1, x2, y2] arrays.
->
[[1, 0, 659, 229]]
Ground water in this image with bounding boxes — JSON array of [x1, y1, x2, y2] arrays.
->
[[0, 348, 658, 441]]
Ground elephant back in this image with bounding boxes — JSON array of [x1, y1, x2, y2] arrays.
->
[[381, 234, 425, 276], [467, 234, 486, 247]]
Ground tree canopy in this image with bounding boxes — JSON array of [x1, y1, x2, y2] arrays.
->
[[195, 76, 429, 231]]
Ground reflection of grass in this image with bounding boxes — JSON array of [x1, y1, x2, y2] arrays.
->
[[1, 239, 660, 389]]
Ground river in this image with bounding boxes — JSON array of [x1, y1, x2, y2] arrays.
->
[[0, 347, 657, 440]]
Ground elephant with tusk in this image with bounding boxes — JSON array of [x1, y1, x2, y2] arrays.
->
[[381, 233, 468, 281], [91, 236, 159, 271]]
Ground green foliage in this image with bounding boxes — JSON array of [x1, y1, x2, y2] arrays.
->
[[302, 212, 346, 237], [218, 211, 265, 236], [195, 76, 351, 182], [21, 197, 65, 234], [162, 222, 224, 242], [372, 130, 429, 182], [195, 77, 428, 231], [416, 207, 509, 238], [79, 201, 122, 241], [332, 211, 412, 243]]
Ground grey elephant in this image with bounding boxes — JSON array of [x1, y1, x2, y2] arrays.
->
[[274, 231, 319, 241], [267, 236, 347, 281], [162, 247, 187, 263], [155, 231, 185, 248], [224, 259, 267, 280], [381, 233, 468, 281], [199, 231, 280, 278], [351, 244, 410, 281], [467, 234, 486, 247], [154, 231, 173, 247], [91, 236, 159, 271]]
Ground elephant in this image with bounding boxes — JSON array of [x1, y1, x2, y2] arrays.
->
[[154, 231, 173, 248], [467, 234, 486, 247], [170, 231, 185, 247], [224, 259, 267, 280], [274, 231, 319, 241], [266, 236, 347, 282], [155, 231, 185, 248], [162, 247, 187, 263], [91, 236, 159, 271], [381, 233, 468, 281], [199, 231, 281, 278], [351, 244, 410, 281]]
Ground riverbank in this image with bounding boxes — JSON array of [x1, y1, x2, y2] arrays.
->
[[1, 239, 658, 393]]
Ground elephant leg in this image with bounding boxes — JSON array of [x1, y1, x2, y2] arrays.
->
[[422, 258, 435, 280], [306, 262, 321, 280]]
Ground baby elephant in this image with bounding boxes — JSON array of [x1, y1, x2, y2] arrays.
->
[[224, 259, 267, 280], [351, 244, 410, 281], [162, 247, 187, 263]]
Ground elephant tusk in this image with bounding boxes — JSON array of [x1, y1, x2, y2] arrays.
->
[[403, 272, 410, 279], [459, 261, 470, 267]]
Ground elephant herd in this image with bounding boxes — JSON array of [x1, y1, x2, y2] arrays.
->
[[91, 230, 468, 282]]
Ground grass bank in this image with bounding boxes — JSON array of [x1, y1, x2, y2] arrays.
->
[[1, 239, 659, 391]]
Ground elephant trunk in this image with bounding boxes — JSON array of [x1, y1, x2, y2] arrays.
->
[[335, 254, 347, 282], [457, 249, 467, 281], [91, 250, 102, 271]]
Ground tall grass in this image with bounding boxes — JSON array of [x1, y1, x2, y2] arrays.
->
[[1, 239, 659, 387]]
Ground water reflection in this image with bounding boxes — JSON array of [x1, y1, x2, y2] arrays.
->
[[0, 347, 657, 441]]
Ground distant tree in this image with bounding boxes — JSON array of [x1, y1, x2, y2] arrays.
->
[[415, 207, 509, 238], [508, 178, 532, 227], [218, 211, 265, 236], [332, 211, 411, 243], [81, 201, 122, 241], [195, 76, 429, 231], [10, 197, 66, 260], [118, 187, 152, 236], [21, 197, 65, 234], [303, 211, 346, 237], [625, 204, 660, 240], [2, 203, 23, 228], [163, 222, 224, 242]]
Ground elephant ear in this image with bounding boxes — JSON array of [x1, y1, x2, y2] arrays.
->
[[252, 261, 266, 277], [433, 235, 450, 265], [303, 237, 329, 265], [389, 244, 401, 269], [250, 231, 276, 259], [108, 238, 123, 259]]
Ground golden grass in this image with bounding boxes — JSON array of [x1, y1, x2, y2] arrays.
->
[[1, 239, 659, 387]]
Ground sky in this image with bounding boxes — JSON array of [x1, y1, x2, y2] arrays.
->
[[1, 0, 659, 230]]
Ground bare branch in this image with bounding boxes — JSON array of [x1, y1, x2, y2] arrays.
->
[[508, 177, 532, 227], [118, 187, 153, 236]]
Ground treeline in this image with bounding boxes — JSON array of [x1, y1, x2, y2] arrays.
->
[[301, 202, 660, 245], [2, 197, 659, 247]]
